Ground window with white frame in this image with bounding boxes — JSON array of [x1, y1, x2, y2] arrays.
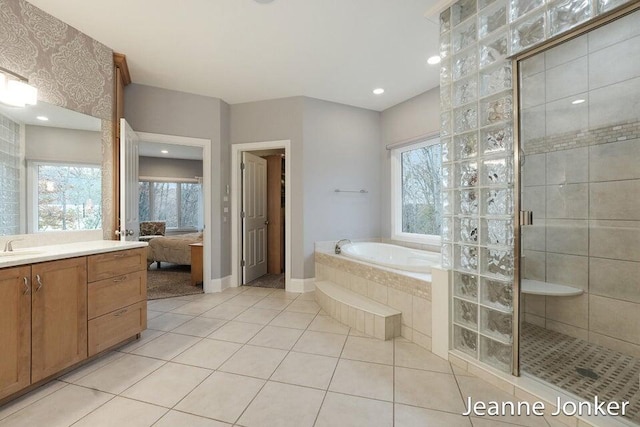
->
[[139, 179, 202, 230], [391, 137, 442, 244], [28, 161, 102, 232]]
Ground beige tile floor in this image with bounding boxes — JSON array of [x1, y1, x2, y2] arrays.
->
[[0, 287, 556, 427]]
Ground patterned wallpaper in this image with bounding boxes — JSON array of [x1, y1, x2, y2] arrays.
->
[[0, 0, 115, 238]]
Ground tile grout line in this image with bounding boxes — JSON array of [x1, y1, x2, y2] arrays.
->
[[149, 286, 271, 426], [230, 289, 316, 425], [311, 307, 350, 427]]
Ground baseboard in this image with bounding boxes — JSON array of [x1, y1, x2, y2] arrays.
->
[[205, 275, 232, 293], [288, 277, 316, 293]]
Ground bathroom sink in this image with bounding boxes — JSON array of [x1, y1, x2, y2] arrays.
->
[[0, 250, 45, 258]]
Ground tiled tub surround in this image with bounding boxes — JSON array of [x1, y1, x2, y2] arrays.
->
[[519, 13, 640, 359], [314, 281, 401, 341], [314, 251, 434, 351], [440, 0, 638, 375]]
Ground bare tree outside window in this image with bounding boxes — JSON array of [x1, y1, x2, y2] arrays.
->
[[37, 164, 102, 231], [180, 183, 200, 228], [401, 144, 442, 236], [139, 180, 202, 229]]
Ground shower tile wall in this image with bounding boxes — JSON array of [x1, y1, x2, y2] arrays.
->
[[521, 13, 640, 358], [440, 0, 636, 372]]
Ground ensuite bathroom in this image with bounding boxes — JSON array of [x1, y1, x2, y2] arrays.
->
[[0, 0, 639, 426]]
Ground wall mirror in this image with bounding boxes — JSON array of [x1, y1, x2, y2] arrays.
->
[[0, 100, 103, 236]]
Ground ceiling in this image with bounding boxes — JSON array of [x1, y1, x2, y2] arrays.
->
[[139, 141, 204, 161], [27, 0, 441, 111], [0, 101, 101, 131]]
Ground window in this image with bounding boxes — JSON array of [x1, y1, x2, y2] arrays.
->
[[29, 162, 102, 232], [391, 138, 442, 244], [139, 179, 202, 230]]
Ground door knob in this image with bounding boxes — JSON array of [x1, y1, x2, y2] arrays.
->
[[264, 220, 269, 225], [125, 229, 134, 236]]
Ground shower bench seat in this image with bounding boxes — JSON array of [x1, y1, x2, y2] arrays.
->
[[521, 279, 583, 296]]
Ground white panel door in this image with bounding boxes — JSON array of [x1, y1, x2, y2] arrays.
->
[[119, 118, 140, 241], [242, 152, 268, 284]]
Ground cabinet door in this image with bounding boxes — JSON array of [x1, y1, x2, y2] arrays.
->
[[31, 258, 87, 383], [0, 266, 31, 400]]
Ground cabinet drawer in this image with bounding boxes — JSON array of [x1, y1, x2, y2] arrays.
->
[[88, 301, 146, 357], [88, 270, 147, 320], [88, 248, 146, 282]]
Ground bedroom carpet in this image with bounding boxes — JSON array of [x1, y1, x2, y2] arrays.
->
[[147, 264, 203, 300], [245, 273, 285, 289]]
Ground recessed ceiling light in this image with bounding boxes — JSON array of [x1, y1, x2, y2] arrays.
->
[[427, 55, 441, 65], [161, 150, 169, 154], [572, 99, 585, 105], [373, 88, 385, 95], [36, 116, 48, 121]]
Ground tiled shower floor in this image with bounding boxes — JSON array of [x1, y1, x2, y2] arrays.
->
[[521, 322, 640, 424]]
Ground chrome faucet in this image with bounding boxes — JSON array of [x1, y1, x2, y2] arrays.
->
[[334, 239, 351, 254], [4, 239, 22, 252]]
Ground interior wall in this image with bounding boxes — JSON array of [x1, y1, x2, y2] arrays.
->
[[302, 97, 382, 277], [230, 97, 305, 279], [138, 156, 203, 179], [379, 88, 441, 239], [0, 0, 115, 240], [25, 125, 101, 164], [124, 83, 226, 280], [230, 96, 383, 279], [219, 101, 232, 277]]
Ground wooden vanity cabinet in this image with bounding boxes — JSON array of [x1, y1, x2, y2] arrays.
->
[[0, 247, 147, 402], [0, 266, 31, 401], [87, 248, 147, 356], [31, 258, 87, 383]]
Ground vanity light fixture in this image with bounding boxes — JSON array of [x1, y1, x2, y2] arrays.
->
[[572, 99, 585, 105], [36, 116, 49, 121], [373, 88, 385, 95], [0, 67, 37, 108], [161, 150, 169, 154], [427, 55, 441, 65]]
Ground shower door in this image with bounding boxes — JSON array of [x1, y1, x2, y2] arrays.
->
[[517, 8, 640, 424]]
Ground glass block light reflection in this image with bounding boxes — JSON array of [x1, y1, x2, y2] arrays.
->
[[441, 0, 633, 374]]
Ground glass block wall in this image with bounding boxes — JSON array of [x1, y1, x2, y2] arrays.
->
[[0, 113, 21, 236], [440, 0, 634, 373]]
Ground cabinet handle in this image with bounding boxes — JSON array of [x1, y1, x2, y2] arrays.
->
[[35, 274, 43, 292], [113, 275, 128, 283], [23, 277, 30, 295], [113, 253, 128, 259], [114, 308, 128, 317]]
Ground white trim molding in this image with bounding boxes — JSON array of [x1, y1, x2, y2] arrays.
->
[[231, 140, 292, 292], [208, 275, 232, 293], [390, 135, 443, 247], [289, 278, 316, 293]]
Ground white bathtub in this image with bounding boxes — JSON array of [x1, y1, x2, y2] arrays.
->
[[340, 242, 440, 273]]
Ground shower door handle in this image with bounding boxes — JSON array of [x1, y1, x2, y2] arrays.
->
[[519, 211, 533, 226]]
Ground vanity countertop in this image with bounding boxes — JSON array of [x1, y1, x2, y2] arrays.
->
[[0, 240, 148, 268]]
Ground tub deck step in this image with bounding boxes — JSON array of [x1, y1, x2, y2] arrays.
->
[[315, 280, 401, 340]]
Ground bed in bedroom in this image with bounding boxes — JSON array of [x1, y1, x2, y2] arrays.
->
[[146, 232, 203, 267]]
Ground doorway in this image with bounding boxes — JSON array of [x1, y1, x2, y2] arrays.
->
[[515, 6, 640, 424], [231, 140, 292, 291], [134, 132, 213, 294]]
